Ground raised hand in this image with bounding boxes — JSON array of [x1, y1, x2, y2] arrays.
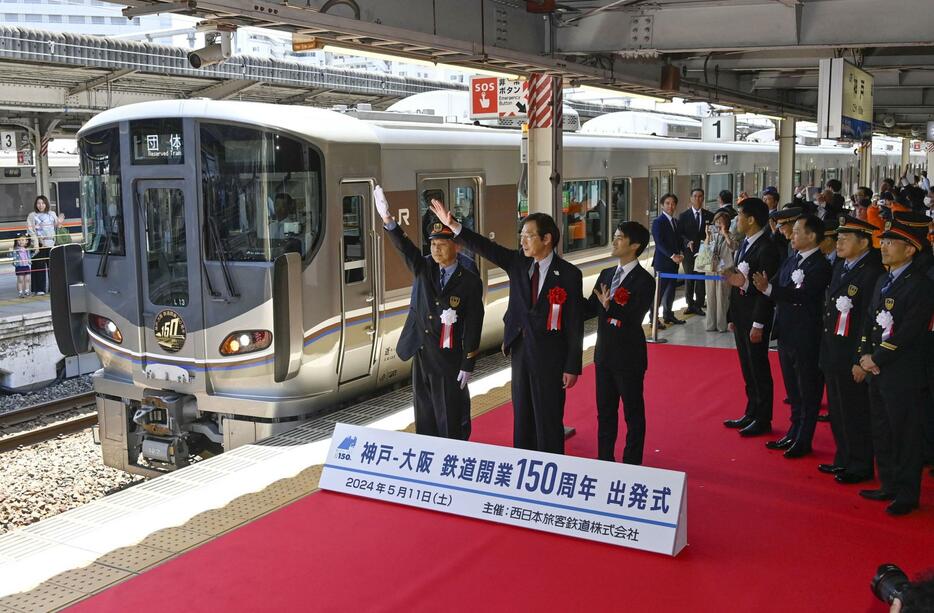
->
[[373, 185, 391, 222], [593, 283, 611, 310], [429, 198, 459, 231]]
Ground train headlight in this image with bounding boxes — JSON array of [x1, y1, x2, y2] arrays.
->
[[220, 330, 272, 356], [89, 314, 123, 343]]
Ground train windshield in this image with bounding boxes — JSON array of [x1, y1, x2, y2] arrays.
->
[[200, 123, 323, 262], [79, 127, 124, 255]]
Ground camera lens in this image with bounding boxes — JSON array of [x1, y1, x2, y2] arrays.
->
[[872, 564, 911, 604]]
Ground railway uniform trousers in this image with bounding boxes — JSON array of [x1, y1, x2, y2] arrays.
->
[[595, 364, 646, 465], [411, 350, 468, 440], [777, 340, 822, 448], [510, 337, 566, 455], [31, 246, 50, 294], [826, 372, 873, 478], [682, 251, 706, 311], [923, 379, 934, 466], [868, 380, 924, 505], [733, 321, 773, 426]]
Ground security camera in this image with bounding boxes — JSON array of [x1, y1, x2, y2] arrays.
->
[[188, 31, 231, 69], [881, 115, 896, 129]]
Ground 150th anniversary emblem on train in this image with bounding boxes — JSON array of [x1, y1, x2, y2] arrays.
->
[[154, 310, 186, 352]]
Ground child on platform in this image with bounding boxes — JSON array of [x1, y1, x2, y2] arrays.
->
[[12, 234, 32, 297]]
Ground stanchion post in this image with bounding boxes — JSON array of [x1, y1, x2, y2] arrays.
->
[[647, 272, 667, 344]]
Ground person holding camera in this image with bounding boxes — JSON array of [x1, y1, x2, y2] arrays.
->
[[702, 211, 737, 332], [856, 218, 934, 515]]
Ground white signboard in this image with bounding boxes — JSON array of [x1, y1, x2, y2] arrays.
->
[[320, 423, 688, 556], [927, 121, 934, 141], [702, 115, 736, 142], [0, 131, 17, 152], [817, 57, 873, 141], [470, 76, 529, 120]]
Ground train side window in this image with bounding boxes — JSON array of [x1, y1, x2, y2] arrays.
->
[[691, 174, 704, 191], [419, 188, 446, 255], [705, 173, 733, 209], [79, 127, 124, 256], [611, 178, 631, 225], [342, 195, 366, 284], [562, 178, 608, 253]]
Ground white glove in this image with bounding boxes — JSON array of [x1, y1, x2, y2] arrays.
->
[[456, 370, 471, 390], [373, 185, 390, 219]]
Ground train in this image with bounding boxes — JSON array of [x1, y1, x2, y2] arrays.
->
[[48, 99, 925, 477]]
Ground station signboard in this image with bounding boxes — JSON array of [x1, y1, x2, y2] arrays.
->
[[470, 76, 529, 120], [817, 58, 873, 141], [701, 115, 735, 142]]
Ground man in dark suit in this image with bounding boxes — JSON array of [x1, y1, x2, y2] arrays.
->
[[714, 190, 735, 219], [723, 198, 781, 436], [584, 221, 655, 464], [678, 188, 714, 316], [429, 199, 584, 454], [856, 219, 934, 515], [651, 193, 685, 326], [817, 215, 884, 482], [753, 215, 832, 457], [375, 187, 484, 440]]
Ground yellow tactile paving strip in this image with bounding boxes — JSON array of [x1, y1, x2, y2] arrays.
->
[[1, 333, 629, 611]]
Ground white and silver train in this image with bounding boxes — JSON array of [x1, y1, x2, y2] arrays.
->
[[49, 99, 924, 476]]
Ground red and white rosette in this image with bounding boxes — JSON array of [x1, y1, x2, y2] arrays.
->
[[834, 296, 853, 336], [737, 262, 750, 295], [439, 308, 458, 349], [608, 286, 630, 328], [929, 312, 934, 332], [876, 310, 894, 342], [547, 286, 567, 331], [791, 268, 805, 289]]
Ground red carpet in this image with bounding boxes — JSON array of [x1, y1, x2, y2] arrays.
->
[[69, 345, 934, 612]]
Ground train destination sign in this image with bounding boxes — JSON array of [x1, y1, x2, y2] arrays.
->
[[321, 423, 688, 556], [469, 76, 529, 120]]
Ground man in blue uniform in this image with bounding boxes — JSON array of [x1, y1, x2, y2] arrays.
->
[[585, 221, 655, 464], [429, 198, 584, 454], [375, 187, 484, 440], [818, 215, 884, 483], [856, 219, 934, 515]]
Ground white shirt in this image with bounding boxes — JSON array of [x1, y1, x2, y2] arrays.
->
[[611, 260, 639, 292], [530, 250, 555, 299]]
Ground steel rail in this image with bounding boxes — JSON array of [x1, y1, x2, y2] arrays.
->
[[0, 392, 97, 430]]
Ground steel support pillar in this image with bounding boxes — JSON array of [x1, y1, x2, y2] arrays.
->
[[900, 138, 910, 176], [778, 117, 795, 204], [859, 139, 873, 190], [33, 118, 50, 200], [525, 74, 563, 241]]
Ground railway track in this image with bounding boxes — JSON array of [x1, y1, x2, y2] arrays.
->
[[0, 392, 98, 452]]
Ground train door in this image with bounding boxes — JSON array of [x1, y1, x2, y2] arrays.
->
[[135, 179, 205, 387], [418, 176, 480, 266], [338, 180, 377, 384], [648, 167, 676, 217]]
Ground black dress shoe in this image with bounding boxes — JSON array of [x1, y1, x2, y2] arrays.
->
[[835, 472, 871, 484], [739, 421, 771, 436], [886, 501, 919, 516], [665, 317, 686, 325], [816, 414, 830, 422], [724, 415, 754, 429], [783, 444, 812, 458], [765, 436, 794, 450], [817, 463, 845, 474], [859, 489, 895, 501], [654, 319, 668, 330]]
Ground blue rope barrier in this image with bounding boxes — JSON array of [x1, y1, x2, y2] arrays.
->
[[657, 272, 724, 281]]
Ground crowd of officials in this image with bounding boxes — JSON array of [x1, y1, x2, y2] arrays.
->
[[372, 174, 934, 518]]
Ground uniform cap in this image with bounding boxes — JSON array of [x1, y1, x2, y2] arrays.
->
[[428, 221, 456, 241], [762, 186, 779, 197], [892, 210, 931, 229], [836, 214, 876, 236], [880, 218, 926, 250], [769, 207, 802, 221]]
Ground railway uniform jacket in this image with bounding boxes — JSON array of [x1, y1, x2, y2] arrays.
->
[[650, 213, 681, 273], [584, 264, 655, 374], [727, 232, 781, 328], [818, 250, 884, 375], [454, 226, 584, 377], [386, 225, 484, 375], [856, 259, 934, 390], [767, 249, 833, 349]]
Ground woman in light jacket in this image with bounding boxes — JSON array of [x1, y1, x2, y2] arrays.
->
[[26, 195, 62, 295], [703, 211, 737, 332]]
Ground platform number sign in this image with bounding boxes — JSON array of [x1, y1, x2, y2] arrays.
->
[[0, 131, 17, 152], [702, 115, 736, 143]]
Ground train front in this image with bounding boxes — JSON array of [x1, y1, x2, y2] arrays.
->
[[50, 101, 362, 477]]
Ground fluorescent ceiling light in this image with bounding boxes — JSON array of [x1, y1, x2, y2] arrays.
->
[[579, 84, 665, 102], [435, 63, 520, 80], [322, 44, 436, 67]]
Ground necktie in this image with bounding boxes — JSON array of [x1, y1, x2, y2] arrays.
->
[[880, 272, 895, 295], [439, 267, 447, 290], [695, 210, 701, 229], [610, 266, 624, 294], [530, 263, 540, 306], [842, 262, 851, 275], [736, 238, 749, 264], [794, 253, 802, 268]]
